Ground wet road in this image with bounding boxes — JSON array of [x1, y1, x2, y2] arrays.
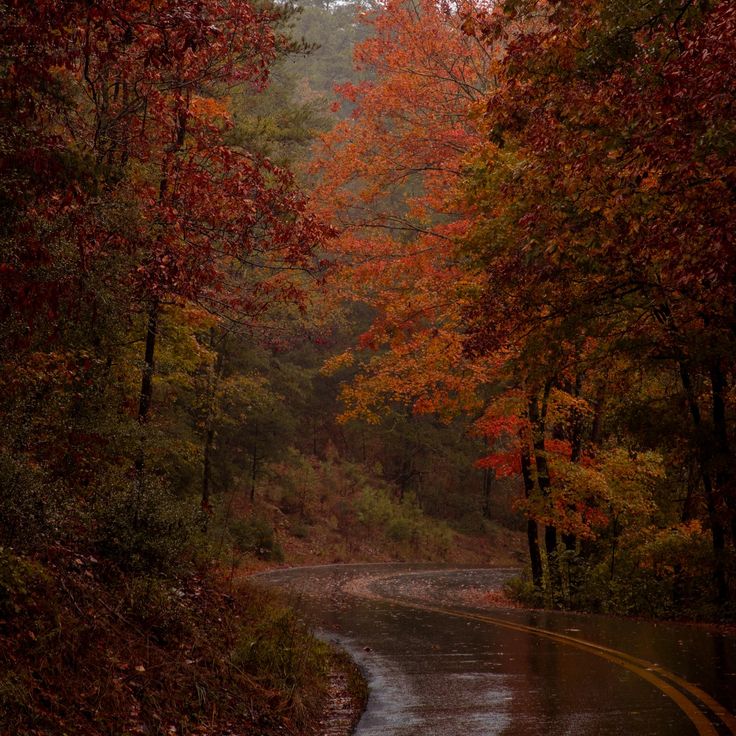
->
[[254, 564, 736, 735]]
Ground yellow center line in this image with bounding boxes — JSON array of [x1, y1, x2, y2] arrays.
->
[[380, 596, 735, 736]]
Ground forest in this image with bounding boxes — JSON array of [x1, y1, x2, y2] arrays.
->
[[0, 0, 734, 733]]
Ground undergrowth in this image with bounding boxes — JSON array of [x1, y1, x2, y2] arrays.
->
[[0, 545, 332, 736], [259, 451, 458, 562], [0, 454, 337, 736]]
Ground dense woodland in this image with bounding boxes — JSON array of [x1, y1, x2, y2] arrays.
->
[[1, 0, 735, 733]]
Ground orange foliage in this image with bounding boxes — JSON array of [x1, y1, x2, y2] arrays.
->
[[312, 0, 498, 421]]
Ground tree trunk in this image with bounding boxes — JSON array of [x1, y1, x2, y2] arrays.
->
[[202, 335, 225, 513], [202, 424, 215, 512], [679, 361, 728, 603], [520, 428, 543, 588], [482, 468, 492, 520], [590, 383, 606, 447], [250, 424, 259, 503], [559, 375, 583, 558], [529, 382, 557, 559], [133, 91, 188, 482], [710, 361, 736, 546], [570, 372, 584, 463], [134, 299, 159, 482], [138, 300, 158, 426]]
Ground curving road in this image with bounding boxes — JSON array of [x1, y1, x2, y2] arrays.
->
[[254, 564, 736, 736]]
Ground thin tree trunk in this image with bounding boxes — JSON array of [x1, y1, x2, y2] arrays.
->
[[202, 425, 215, 512], [482, 468, 492, 520], [202, 334, 226, 512], [138, 300, 158, 425], [610, 513, 619, 581], [561, 374, 583, 576], [134, 91, 188, 490], [202, 334, 225, 513], [520, 427, 543, 588], [570, 372, 584, 463], [135, 299, 159, 481], [679, 361, 728, 603], [250, 424, 259, 503], [681, 460, 699, 523], [529, 382, 557, 559], [710, 361, 736, 545], [590, 383, 606, 447]]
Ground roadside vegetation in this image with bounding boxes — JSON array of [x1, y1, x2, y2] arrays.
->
[[0, 542, 333, 735], [219, 451, 524, 571], [1, 0, 734, 732]]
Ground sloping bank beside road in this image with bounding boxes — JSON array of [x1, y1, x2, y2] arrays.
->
[[0, 546, 365, 736]]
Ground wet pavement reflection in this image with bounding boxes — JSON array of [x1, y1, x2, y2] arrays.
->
[[254, 564, 736, 735]]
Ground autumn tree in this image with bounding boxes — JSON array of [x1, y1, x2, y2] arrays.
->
[[1, 0, 331, 500], [463, 0, 736, 603], [312, 0, 499, 415], [312, 0, 736, 612]]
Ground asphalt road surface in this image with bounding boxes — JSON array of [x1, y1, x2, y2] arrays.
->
[[255, 564, 736, 736]]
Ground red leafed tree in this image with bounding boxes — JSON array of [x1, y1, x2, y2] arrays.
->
[[0, 0, 331, 479], [463, 0, 736, 600]]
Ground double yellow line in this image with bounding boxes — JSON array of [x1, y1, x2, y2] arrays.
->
[[380, 596, 736, 736]]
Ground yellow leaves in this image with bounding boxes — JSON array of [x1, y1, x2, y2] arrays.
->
[[179, 305, 218, 330], [548, 387, 594, 425], [320, 350, 355, 376], [528, 447, 666, 540], [637, 520, 708, 565]]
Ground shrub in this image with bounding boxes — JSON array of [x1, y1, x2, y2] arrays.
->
[[357, 487, 453, 556], [0, 548, 46, 618], [504, 571, 545, 608], [92, 476, 205, 574], [124, 574, 193, 645], [267, 449, 318, 518], [229, 516, 284, 562], [0, 452, 65, 551], [290, 518, 310, 539]]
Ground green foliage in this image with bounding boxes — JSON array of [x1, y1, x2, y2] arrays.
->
[[228, 516, 284, 562], [0, 452, 63, 550], [0, 548, 46, 618], [288, 0, 372, 111], [232, 594, 329, 721], [509, 523, 733, 620], [503, 571, 544, 608], [124, 574, 194, 645], [597, 522, 728, 618], [268, 448, 319, 517], [92, 477, 206, 575], [290, 517, 311, 539], [230, 64, 331, 164], [357, 487, 453, 556], [0, 671, 31, 720], [256, 449, 469, 562]]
